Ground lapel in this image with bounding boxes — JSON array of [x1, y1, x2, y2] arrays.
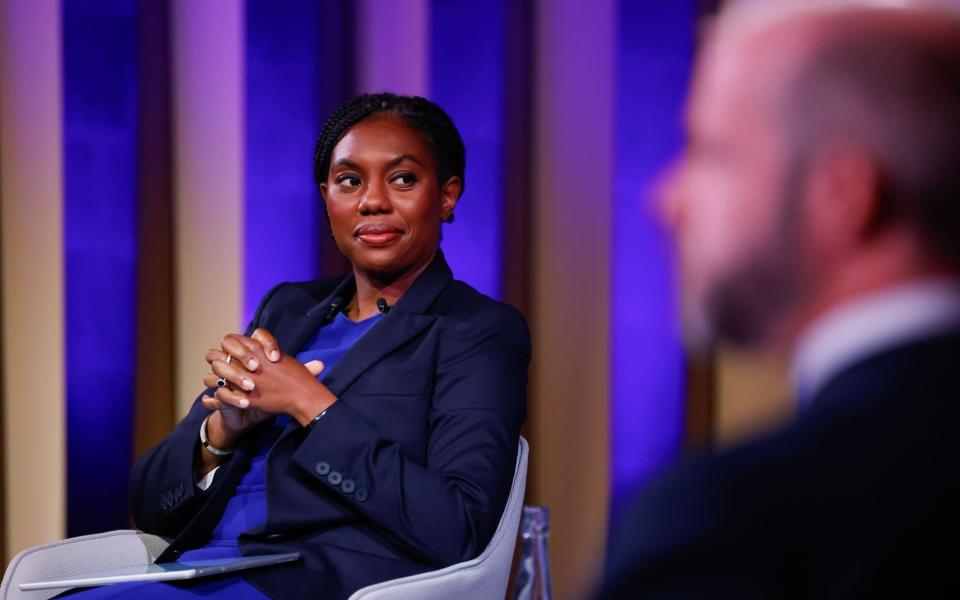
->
[[272, 275, 357, 358], [278, 251, 454, 436]]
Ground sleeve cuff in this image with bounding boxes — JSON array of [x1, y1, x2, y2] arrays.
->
[[196, 466, 219, 491]]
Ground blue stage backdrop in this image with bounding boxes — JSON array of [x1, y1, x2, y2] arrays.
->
[[429, 0, 507, 300], [244, 0, 324, 323], [63, 0, 139, 536], [610, 0, 695, 516]]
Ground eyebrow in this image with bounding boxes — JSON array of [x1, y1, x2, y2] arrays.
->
[[331, 158, 362, 171], [386, 154, 425, 169], [331, 154, 425, 171]]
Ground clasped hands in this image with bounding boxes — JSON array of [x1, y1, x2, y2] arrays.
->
[[201, 328, 337, 451]]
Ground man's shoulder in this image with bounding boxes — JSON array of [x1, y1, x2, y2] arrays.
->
[[604, 332, 960, 597], [810, 329, 960, 410], [629, 329, 960, 531]]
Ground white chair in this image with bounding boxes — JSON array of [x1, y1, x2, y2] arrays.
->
[[0, 530, 170, 599], [1, 437, 529, 600], [348, 436, 528, 600]]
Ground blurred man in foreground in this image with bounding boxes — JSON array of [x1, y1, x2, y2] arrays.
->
[[603, 2, 960, 597]]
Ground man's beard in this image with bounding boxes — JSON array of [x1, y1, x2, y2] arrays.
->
[[705, 236, 803, 347], [695, 181, 807, 350]]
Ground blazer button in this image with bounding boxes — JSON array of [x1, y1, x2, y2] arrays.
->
[[327, 471, 343, 485], [315, 461, 331, 476], [341, 479, 356, 494], [355, 488, 368, 502]]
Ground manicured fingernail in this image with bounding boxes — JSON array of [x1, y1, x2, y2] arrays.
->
[[248, 358, 259, 370], [270, 350, 280, 361], [242, 378, 255, 391], [238, 398, 249, 408]]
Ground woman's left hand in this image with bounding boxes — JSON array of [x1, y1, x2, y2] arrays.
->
[[212, 328, 339, 427]]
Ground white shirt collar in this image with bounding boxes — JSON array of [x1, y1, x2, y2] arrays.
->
[[791, 278, 960, 403]]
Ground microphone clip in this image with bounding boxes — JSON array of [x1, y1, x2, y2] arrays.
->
[[323, 296, 345, 323]]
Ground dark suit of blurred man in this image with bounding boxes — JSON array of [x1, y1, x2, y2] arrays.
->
[[603, 3, 960, 598]]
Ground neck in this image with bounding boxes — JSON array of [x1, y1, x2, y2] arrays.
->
[[766, 234, 957, 356], [348, 250, 437, 320]]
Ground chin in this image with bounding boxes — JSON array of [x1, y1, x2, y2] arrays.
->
[[350, 250, 410, 279]]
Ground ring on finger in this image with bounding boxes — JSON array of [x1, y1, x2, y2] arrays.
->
[[216, 377, 227, 387], [226, 354, 233, 365]]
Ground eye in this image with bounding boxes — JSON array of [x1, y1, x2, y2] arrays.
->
[[390, 172, 418, 187], [336, 174, 362, 189]]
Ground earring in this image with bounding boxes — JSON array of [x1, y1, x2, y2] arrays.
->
[[445, 212, 456, 224]]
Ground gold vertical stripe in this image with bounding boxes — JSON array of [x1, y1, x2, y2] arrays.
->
[[0, 60, 5, 566], [0, 0, 66, 560], [170, 0, 245, 419], [529, 1, 615, 597], [714, 348, 792, 447]]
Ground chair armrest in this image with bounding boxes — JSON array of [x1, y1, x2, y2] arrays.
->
[[349, 437, 530, 600], [1, 530, 170, 600]]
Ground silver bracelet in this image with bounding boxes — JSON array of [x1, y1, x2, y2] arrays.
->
[[309, 408, 329, 428], [200, 414, 234, 456]]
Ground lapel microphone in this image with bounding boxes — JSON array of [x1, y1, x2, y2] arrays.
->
[[324, 296, 345, 323], [376, 298, 391, 315]]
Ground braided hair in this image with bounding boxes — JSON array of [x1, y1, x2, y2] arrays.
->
[[313, 93, 466, 198]]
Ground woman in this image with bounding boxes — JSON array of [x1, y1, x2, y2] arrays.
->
[[70, 93, 529, 599]]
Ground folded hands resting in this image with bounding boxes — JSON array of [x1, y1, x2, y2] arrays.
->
[[196, 327, 336, 476]]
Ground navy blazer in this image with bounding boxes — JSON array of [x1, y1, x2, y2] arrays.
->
[[602, 331, 960, 599], [130, 251, 530, 600]]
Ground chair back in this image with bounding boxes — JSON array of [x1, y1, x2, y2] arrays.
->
[[348, 436, 530, 600]]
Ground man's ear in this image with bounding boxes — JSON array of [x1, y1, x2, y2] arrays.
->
[[803, 141, 883, 252], [440, 176, 462, 223]]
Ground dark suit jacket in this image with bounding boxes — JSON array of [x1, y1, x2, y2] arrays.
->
[[602, 331, 960, 599], [129, 251, 530, 600]]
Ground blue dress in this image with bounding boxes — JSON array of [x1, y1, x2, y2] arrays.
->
[[64, 313, 381, 599]]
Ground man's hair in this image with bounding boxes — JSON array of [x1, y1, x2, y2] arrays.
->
[[784, 13, 960, 266], [313, 92, 466, 196]]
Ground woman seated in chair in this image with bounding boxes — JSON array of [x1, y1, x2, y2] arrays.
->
[[67, 93, 529, 600]]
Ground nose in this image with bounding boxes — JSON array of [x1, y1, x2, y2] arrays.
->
[[358, 179, 393, 215]]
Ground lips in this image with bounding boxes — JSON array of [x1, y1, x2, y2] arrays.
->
[[354, 223, 404, 247]]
